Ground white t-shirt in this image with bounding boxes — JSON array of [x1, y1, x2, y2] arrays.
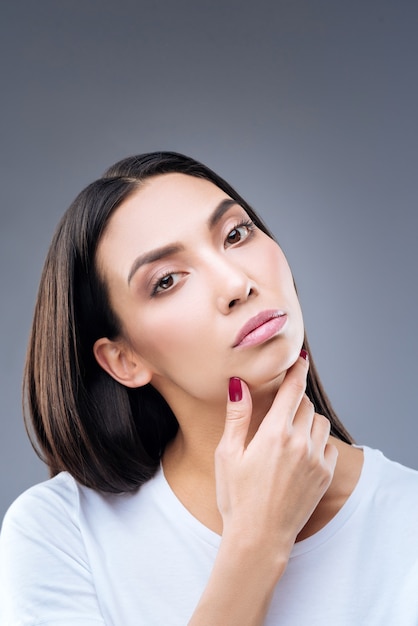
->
[[1, 446, 418, 626]]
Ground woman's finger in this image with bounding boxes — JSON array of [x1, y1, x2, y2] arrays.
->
[[258, 350, 310, 435], [217, 377, 253, 454]]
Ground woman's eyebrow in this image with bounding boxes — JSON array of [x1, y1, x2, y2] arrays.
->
[[207, 198, 238, 230], [128, 244, 184, 284], [127, 198, 239, 284]]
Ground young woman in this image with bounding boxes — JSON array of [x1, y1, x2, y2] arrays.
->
[[1, 152, 417, 625]]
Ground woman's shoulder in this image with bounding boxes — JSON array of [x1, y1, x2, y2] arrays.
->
[[365, 445, 418, 479], [2, 471, 81, 532], [362, 445, 418, 508], [1, 466, 165, 544]]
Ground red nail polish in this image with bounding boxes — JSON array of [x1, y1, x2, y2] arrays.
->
[[300, 349, 309, 361], [229, 377, 242, 402]]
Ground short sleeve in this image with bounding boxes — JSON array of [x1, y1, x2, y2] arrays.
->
[[0, 473, 106, 626]]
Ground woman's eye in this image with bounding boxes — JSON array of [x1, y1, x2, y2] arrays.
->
[[225, 221, 254, 247], [152, 272, 182, 296]]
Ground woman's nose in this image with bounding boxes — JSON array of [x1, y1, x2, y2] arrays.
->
[[213, 258, 257, 314]]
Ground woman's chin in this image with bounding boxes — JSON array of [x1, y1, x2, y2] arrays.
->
[[243, 346, 301, 393], [245, 370, 286, 400]]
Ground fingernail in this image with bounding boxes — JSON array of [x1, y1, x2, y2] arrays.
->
[[300, 349, 309, 361], [229, 377, 242, 402]]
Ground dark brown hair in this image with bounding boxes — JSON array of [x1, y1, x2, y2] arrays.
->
[[24, 151, 353, 493]]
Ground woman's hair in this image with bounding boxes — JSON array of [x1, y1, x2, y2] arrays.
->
[[24, 151, 354, 493]]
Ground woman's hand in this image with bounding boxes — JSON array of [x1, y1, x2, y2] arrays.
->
[[189, 352, 338, 625], [216, 351, 338, 562]]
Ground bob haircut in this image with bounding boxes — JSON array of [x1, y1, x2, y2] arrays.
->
[[24, 151, 353, 493]]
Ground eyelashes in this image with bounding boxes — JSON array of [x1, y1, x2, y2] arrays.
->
[[150, 218, 256, 296], [224, 219, 255, 247], [151, 271, 184, 296]]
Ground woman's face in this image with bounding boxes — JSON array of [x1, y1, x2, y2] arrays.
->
[[95, 173, 304, 406]]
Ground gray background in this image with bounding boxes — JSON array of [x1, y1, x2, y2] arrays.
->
[[1, 0, 417, 521]]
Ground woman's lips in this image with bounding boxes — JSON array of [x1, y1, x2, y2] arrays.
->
[[233, 310, 287, 348]]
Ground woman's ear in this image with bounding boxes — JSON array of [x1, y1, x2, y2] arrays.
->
[[93, 337, 153, 388]]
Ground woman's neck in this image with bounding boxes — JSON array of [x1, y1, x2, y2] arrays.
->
[[163, 384, 278, 474]]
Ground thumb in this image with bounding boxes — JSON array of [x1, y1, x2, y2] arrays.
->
[[221, 377, 253, 450]]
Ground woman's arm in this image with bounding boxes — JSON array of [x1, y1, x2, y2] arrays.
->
[[189, 353, 338, 625]]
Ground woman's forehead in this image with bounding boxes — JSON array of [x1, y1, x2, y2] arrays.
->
[[124, 172, 228, 213], [106, 173, 231, 237]]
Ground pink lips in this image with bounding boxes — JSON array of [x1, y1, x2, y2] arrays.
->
[[233, 310, 287, 348]]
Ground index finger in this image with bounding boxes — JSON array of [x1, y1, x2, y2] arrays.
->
[[259, 349, 309, 432]]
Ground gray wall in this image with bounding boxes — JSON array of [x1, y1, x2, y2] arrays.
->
[[1, 0, 417, 520]]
